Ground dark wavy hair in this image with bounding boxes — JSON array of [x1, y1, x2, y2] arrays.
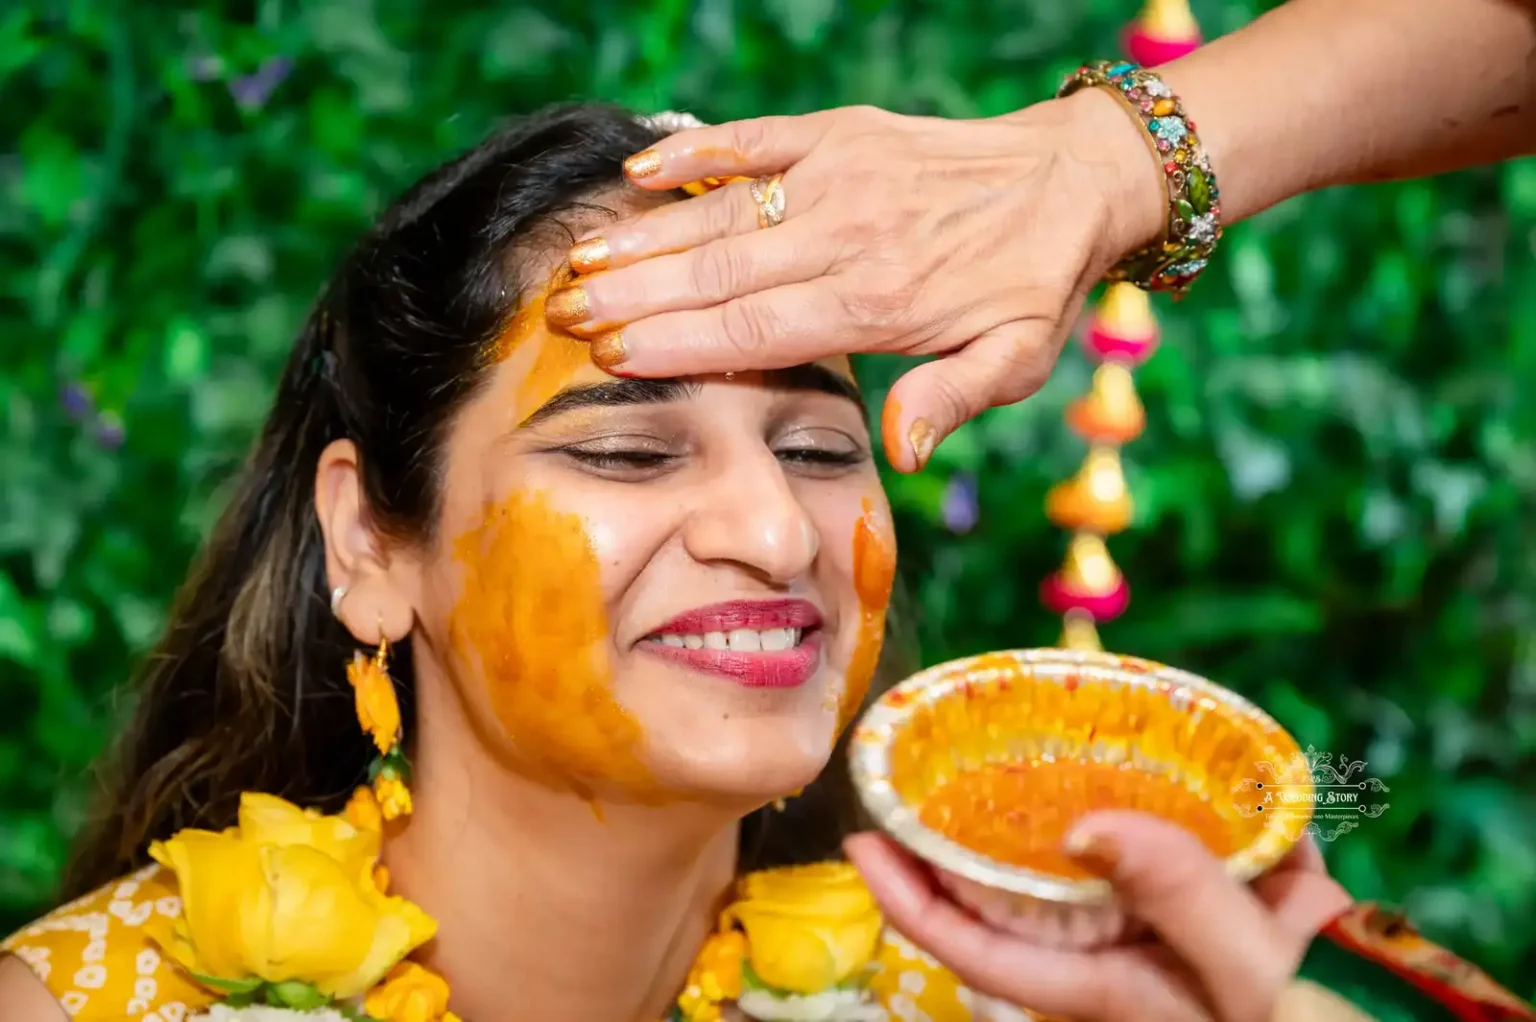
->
[[63, 103, 912, 899]]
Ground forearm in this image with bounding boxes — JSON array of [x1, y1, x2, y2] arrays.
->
[[1059, 0, 1536, 259], [1165, 0, 1536, 223]]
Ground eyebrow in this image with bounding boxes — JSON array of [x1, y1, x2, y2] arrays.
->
[[518, 364, 865, 427]]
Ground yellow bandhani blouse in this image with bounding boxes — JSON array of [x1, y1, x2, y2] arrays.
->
[[2, 865, 211, 1021]]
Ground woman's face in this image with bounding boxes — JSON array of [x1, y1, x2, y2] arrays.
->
[[403, 275, 896, 809]]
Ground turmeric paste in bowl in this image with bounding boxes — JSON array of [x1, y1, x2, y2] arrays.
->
[[848, 648, 1311, 948]]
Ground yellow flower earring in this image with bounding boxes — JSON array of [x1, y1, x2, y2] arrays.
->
[[339, 602, 413, 821]]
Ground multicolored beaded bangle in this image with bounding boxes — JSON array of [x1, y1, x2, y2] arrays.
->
[[1058, 60, 1222, 298]]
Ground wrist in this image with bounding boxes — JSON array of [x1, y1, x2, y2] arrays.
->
[[1052, 88, 1168, 273]]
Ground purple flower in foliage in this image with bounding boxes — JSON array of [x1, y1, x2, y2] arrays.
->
[[228, 56, 294, 109], [59, 382, 94, 421], [94, 414, 125, 450], [941, 474, 979, 534]]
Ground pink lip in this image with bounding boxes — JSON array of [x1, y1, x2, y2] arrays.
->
[[649, 598, 822, 636], [640, 599, 824, 689]]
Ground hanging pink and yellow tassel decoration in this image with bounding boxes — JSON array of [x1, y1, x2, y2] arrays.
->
[[1042, 284, 1158, 650], [1042, 0, 1199, 650], [1124, 0, 1202, 68]]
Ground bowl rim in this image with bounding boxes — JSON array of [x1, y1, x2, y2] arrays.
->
[[847, 647, 1312, 906]]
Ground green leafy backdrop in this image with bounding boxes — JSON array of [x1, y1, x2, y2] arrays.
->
[[4, 0, 1535, 994]]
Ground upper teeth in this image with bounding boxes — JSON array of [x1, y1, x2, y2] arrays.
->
[[652, 628, 802, 651]]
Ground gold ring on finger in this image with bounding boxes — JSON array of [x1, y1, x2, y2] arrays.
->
[[749, 173, 787, 229]]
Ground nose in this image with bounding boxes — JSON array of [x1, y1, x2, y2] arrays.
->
[[682, 451, 820, 584]]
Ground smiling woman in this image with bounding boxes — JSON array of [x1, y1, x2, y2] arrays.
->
[[0, 102, 1497, 1022], [0, 104, 932, 1022]]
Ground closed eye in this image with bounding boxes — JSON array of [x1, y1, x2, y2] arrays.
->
[[562, 449, 676, 472], [773, 445, 868, 480], [776, 447, 865, 467], [554, 439, 867, 481]]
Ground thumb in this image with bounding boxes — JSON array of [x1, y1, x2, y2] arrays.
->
[[881, 319, 1061, 473], [1066, 811, 1298, 1022]]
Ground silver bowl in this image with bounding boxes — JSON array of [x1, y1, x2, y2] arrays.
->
[[848, 648, 1312, 949]]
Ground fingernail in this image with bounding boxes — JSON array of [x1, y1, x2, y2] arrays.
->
[[545, 285, 592, 328], [1063, 828, 1120, 879], [569, 237, 611, 274], [624, 149, 663, 180], [590, 330, 628, 369], [908, 418, 938, 469]]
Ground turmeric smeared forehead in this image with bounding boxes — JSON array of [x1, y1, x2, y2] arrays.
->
[[483, 266, 612, 425]]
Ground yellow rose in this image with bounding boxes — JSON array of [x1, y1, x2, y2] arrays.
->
[[237, 790, 373, 853], [363, 962, 452, 1022], [148, 792, 436, 1000], [722, 862, 883, 994]]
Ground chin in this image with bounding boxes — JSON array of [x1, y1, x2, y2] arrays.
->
[[615, 643, 845, 807], [644, 715, 838, 808]]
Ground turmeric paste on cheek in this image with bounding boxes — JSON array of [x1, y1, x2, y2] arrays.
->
[[448, 277, 662, 801], [448, 491, 660, 802], [840, 497, 896, 731]]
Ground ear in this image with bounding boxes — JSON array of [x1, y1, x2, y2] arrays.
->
[[315, 439, 417, 646]]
